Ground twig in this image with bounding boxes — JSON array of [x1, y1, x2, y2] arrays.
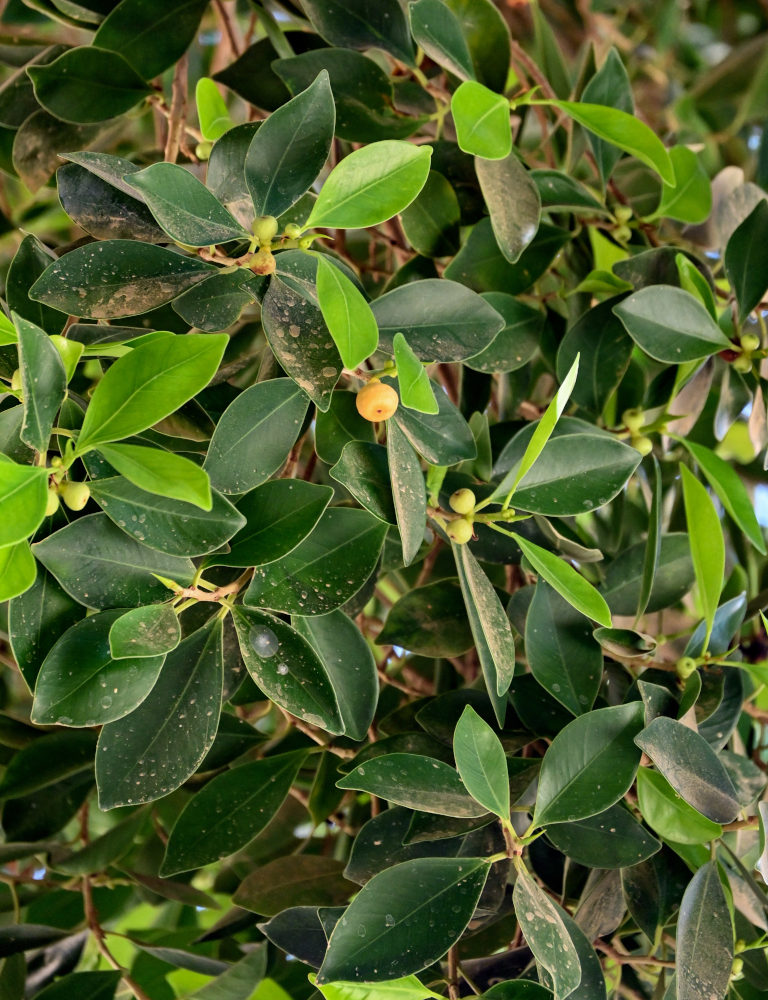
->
[[174, 569, 253, 603], [213, 0, 242, 57], [82, 875, 154, 1000], [447, 946, 460, 1000], [164, 54, 189, 163]]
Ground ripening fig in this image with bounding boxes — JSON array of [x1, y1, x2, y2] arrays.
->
[[250, 248, 276, 275], [283, 223, 302, 240], [732, 353, 753, 373], [740, 333, 761, 352], [622, 408, 644, 433], [356, 381, 399, 421], [447, 519, 473, 545], [449, 489, 476, 515], [195, 141, 212, 161], [633, 436, 653, 456], [45, 487, 60, 517], [252, 215, 279, 244], [60, 481, 90, 511]]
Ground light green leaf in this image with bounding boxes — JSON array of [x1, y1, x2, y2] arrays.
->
[[636, 767, 723, 844], [312, 974, 443, 1000], [195, 78, 233, 141], [315, 255, 379, 369], [109, 604, 181, 660], [0, 542, 36, 602], [453, 705, 509, 819], [512, 534, 612, 627], [96, 443, 212, 511], [451, 80, 511, 159], [680, 464, 723, 653], [646, 145, 711, 223], [306, 141, 432, 230], [392, 333, 438, 414], [0, 458, 48, 547]]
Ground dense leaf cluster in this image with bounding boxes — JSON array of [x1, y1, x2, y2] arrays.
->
[[0, 1, 768, 999]]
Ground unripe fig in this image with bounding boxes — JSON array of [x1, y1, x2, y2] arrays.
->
[[356, 381, 399, 421], [252, 215, 279, 244], [731, 957, 744, 980], [675, 656, 698, 680], [447, 519, 473, 545], [195, 141, 212, 161], [284, 223, 302, 240], [622, 408, 644, 433], [60, 481, 90, 511], [449, 488, 476, 515], [10, 368, 21, 392], [615, 224, 632, 242], [740, 333, 761, 352], [732, 353, 753, 373], [50, 456, 63, 468], [633, 435, 653, 456], [614, 205, 633, 223], [249, 248, 276, 275], [45, 487, 60, 517]]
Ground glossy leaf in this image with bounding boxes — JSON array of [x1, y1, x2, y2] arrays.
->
[[245, 71, 335, 219], [95, 443, 211, 510], [331, 442, 396, 523], [476, 152, 541, 263], [313, 974, 443, 1000], [376, 580, 474, 657], [392, 334, 438, 415], [316, 254, 379, 370], [306, 142, 432, 230], [409, 0, 474, 80], [317, 857, 489, 982], [513, 871, 581, 1000], [465, 293, 543, 373], [195, 78, 232, 142], [15, 315, 66, 454], [96, 620, 223, 809], [533, 702, 645, 826], [161, 750, 308, 874], [387, 417, 428, 564], [0, 542, 37, 603], [601, 533, 694, 616], [453, 705, 509, 819], [443, 0, 510, 92], [546, 803, 660, 869], [31, 609, 165, 727], [647, 145, 711, 224], [188, 948, 268, 1000], [581, 47, 633, 184], [613, 286, 732, 363], [400, 170, 460, 258], [301, 0, 414, 65], [394, 382, 476, 466], [109, 604, 180, 659], [0, 460, 48, 547], [680, 464, 724, 652], [451, 81, 511, 160], [725, 198, 768, 323], [635, 767, 723, 845], [676, 863, 733, 1000]]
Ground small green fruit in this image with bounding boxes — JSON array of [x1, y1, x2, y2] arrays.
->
[[50, 456, 63, 468], [732, 353, 753, 373], [615, 224, 632, 242], [449, 488, 476, 515], [740, 333, 761, 352], [10, 368, 21, 393], [45, 487, 60, 517], [447, 519, 473, 545], [284, 223, 302, 240], [195, 141, 213, 161], [731, 957, 744, 981], [249, 248, 276, 275], [60, 481, 90, 511], [633, 435, 653, 456], [675, 656, 698, 680], [622, 408, 644, 433], [251, 215, 279, 244], [299, 235, 315, 250], [614, 205, 633, 223]]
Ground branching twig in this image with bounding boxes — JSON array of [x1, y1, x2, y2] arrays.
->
[[164, 54, 189, 163]]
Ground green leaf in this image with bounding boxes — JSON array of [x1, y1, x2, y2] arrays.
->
[[636, 767, 722, 844], [454, 542, 516, 709], [443, 0, 510, 93], [30, 972, 121, 1000], [724, 198, 768, 322], [15, 314, 66, 454], [29, 240, 216, 320], [400, 171, 461, 258], [234, 855, 354, 915], [646, 145, 711, 223], [581, 48, 633, 185], [0, 460, 48, 547], [172, 269, 260, 332], [161, 750, 308, 875], [293, 610, 379, 741], [246, 71, 335, 219], [300, 0, 414, 66], [374, 279, 503, 362], [124, 163, 247, 246], [92, 0, 209, 79], [677, 863, 733, 1000], [525, 581, 602, 716], [512, 871, 581, 1000], [546, 802, 660, 869], [56, 161, 167, 244], [95, 443, 211, 510], [33, 512, 195, 609], [376, 580, 474, 658], [306, 141, 432, 230], [0, 728, 96, 800], [387, 417, 428, 565], [636, 456, 662, 622], [331, 442, 396, 523], [492, 354, 579, 503], [316, 391, 376, 465], [109, 604, 181, 659], [541, 99, 674, 185], [317, 857, 489, 983], [315, 255, 379, 370], [601, 533, 694, 616], [451, 80, 511, 159], [96, 620, 222, 809], [90, 477, 245, 557], [188, 948, 268, 1000], [31, 609, 165, 727], [512, 534, 612, 628], [337, 753, 486, 818], [394, 382, 477, 466], [28, 47, 151, 123], [0, 542, 36, 602], [465, 293, 543, 374], [476, 152, 541, 263], [635, 716, 740, 823], [203, 379, 309, 494], [613, 285, 732, 363], [232, 605, 344, 734], [313, 973, 443, 1000], [409, 0, 475, 80], [243, 507, 388, 616], [392, 334, 438, 415], [533, 702, 645, 826], [678, 438, 764, 554], [453, 705, 509, 819], [555, 298, 633, 415], [210, 480, 333, 569], [680, 464, 724, 652], [195, 78, 232, 141]]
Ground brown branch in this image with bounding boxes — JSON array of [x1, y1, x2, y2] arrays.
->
[[213, 0, 243, 58], [82, 875, 154, 1000], [447, 946, 460, 1000], [174, 569, 253, 603], [164, 54, 189, 163]]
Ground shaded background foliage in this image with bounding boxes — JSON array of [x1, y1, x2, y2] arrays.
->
[[0, 2, 768, 1000]]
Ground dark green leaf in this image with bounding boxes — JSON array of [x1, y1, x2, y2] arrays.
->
[[234, 855, 355, 915], [394, 383, 477, 465], [109, 604, 180, 659], [546, 803, 660, 869], [96, 620, 223, 809], [172, 270, 259, 332], [677, 863, 733, 1000], [373, 279, 503, 362], [453, 705, 509, 819], [465, 293, 543, 373], [57, 161, 166, 243], [30, 241, 216, 320], [556, 299, 633, 414], [301, 0, 414, 66], [400, 171, 460, 258], [90, 477, 245, 557], [316, 390, 376, 465], [443, 0, 509, 92], [317, 857, 489, 982], [376, 579, 474, 657], [188, 947, 268, 1000], [387, 417, 428, 563], [245, 71, 335, 218], [533, 702, 645, 826], [331, 442, 397, 523], [15, 314, 66, 454], [52, 808, 147, 876], [602, 533, 694, 615], [232, 606, 344, 733], [581, 48, 633, 184], [512, 871, 581, 1000], [476, 152, 540, 263], [161, 750, 308, 875], [243, 507, 388, 615], [409, 0, 474, 80], [33, 513, 195, 609], [725, 199, 768, 323], [6, 234, 66, 334], [613, 286, 732, 363], [0, 728, 95, 800], [32, 971, 121, 1000], [0, 925, 69, 958]]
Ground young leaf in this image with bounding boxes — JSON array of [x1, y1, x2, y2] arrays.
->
[[95, 443, 212, 511], [451, 80, 511, 160], [646, 146, 711, 224], [315, 254, 379, 369], [75, 333, 227, 453], [195, 78, 233, 141], [0, 460, 48, 547], [392, 334, 438, 414], [306, 141, 432, 230], [15, 314, 66, 455], [0, 541, 36, 602], [453, 705, 510, 820], [491, 354, 579, 503], [675, 253, 717, 320], [680, 464, 724, 652], [312, 973, 443, 1000], [108, 604, 181, 660], [512, 534, 612, 628], [636, 767, 723, 844]]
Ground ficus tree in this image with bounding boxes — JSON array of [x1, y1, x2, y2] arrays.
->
[[0, 0, 767, 998]]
